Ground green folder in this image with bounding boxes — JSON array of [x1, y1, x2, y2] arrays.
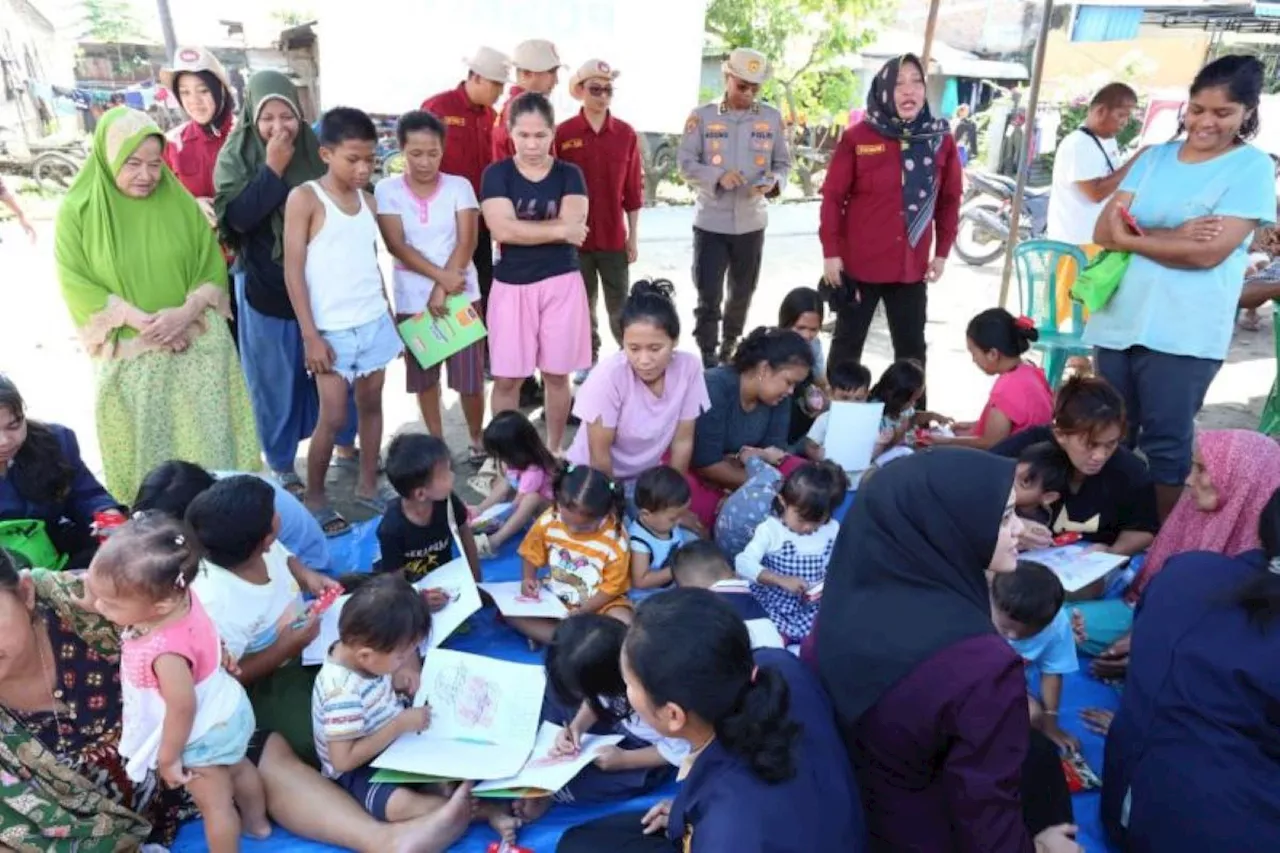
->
[[398, 295, 487, 369], [369, 769, 458, 785]]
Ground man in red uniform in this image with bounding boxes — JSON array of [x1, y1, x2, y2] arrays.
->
[[493, 39, 564, 405], [555, 58, 643, 373], [493, 39, 564, 160], [421, 46, 511, 316]]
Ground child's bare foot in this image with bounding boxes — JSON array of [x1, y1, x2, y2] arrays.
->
[[512, 794, 555, 823], [478, 800, 522, 843], [386, 781, 473, 853]]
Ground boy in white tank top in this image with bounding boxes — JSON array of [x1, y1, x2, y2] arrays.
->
[[283, 106, 403, 519]]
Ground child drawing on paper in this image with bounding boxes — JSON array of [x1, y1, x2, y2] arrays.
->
[[512, 615, 683, 825], [310, 574, 522, 841], [470, 411, 561, 557], [510, 466, 632, 645]]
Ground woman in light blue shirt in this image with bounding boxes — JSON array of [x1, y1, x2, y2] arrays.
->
[[1088, 55, 1277, 520]]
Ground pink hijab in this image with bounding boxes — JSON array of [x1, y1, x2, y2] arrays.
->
[[1132, 430, 1280, 599]]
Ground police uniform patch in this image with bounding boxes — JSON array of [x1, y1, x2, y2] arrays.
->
[[755, 155, 766, 166], [712, 154, 723, 165], [684, 113, 699, 135]]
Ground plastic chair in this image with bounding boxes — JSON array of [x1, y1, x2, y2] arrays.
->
[[1012, 239, 1092, 388]]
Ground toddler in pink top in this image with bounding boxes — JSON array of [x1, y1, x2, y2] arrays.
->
[[87, 513, 267, 852], [933, 308, 1055, 451], [471, 411, 561, 556]]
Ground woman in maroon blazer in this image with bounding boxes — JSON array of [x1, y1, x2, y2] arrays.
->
[[819, 54, 962, 387]]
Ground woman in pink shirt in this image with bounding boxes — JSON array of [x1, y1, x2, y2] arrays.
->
[[566, 280, 711, 497], [933, 308, 1054, 450]]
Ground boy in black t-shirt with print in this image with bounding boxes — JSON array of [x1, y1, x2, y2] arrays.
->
[[375, 434, 482, 611]]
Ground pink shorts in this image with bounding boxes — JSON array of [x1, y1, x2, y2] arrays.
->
[[487, 271, 593, 379]]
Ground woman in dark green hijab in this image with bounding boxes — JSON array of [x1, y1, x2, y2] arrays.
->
[[213, 71, 354, 532]]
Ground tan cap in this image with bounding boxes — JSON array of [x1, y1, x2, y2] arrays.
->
[[159, 46, 231, 93], [569, 58, 620, 100], [464, 46, 512, 83], [722, 47, 771, 85], [512, 39, 566, 73]]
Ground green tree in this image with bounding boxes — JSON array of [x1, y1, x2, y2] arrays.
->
[[705, 0, 895, 194], [270, 7, 316, 27], [81, 0, 145, 42]]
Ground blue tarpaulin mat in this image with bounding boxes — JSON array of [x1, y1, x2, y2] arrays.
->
[[173, 495, 1120, 852]]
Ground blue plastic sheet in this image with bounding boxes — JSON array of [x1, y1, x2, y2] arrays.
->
[[173, 498, 1120, 852]]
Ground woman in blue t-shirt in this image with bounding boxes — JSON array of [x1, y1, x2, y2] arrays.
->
[[1087, 55, 1277, 521], [480, 92, 591, 454]]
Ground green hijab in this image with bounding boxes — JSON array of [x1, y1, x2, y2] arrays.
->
[[55, 107, 226, 348], [213, 70, 324, 259]]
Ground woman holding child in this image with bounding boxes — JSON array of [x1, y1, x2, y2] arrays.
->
[[481, 92, 593, 454], [815, 448, 1079, 853], [566, 280, 710, 493], [993, 376, 1159, 560], [54, 106, 260, 504], [0, 555, 475, 852], [688, 327, 812, 530]]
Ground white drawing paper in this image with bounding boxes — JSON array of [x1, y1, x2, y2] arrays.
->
[[824, 401, 886, 477], [473, 722, 624, 794], [746, 618, 785, 650], [472, 502, 514, 533], [373, 650, 546, 780], [415, 556, 482, 650], [479, 580, 570, 619], [301, 593, 350, 666], [1019, 544, 1129, 593]]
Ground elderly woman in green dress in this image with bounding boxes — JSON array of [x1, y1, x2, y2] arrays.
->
[[54, 107, 260, 502], [0, 554, 474, 851]]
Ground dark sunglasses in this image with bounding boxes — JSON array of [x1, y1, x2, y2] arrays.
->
[[586, 84, 614, 97]]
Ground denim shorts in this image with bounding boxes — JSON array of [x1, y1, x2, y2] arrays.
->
[[183, 693, 255, 768], [335, 764, 397, 821], [1094, 346, 1222, 485], [321, 313, 404, 383]]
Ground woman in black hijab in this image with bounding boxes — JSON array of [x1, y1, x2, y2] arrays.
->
[[815, 448, 1079, 853]]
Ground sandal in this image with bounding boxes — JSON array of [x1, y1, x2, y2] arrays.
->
[[309, 505, 352, 538], [332, 448, 384, 473], [467, 444, 488, 467], [273, 470, 305, 499], [352, 485, 398, 515]]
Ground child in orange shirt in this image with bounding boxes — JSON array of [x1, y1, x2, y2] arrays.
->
[[511, 465, 631, 645]]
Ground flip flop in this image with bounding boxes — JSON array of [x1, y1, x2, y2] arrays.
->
[[273, 470, 305, 499], [332, 449, 385, 473], [467, 444, 488, 466], [353, 485, 398, 515], [310, 505, 351, 538]]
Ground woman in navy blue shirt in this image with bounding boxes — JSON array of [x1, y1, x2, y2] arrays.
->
[[556, 588, 866, 852], [1101, 486, 1280, 852], [0, 376, 122, 569]]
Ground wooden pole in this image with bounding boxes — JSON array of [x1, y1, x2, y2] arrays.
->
[[921, 0, 943, 69], [997, 0, 1055, 309]]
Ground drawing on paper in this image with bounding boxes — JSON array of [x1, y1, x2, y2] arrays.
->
[[524, 751, 577, 770], [433, 662, 501, 728]]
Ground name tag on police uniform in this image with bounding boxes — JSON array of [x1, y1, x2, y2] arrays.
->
[[443, 115, 466, 127], [560, 138, 584, 150], [856, 143, 886, 155]]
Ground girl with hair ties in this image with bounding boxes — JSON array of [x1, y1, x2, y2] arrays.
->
[[556, 588, 865, 852], [813, 448, 1080, 853]]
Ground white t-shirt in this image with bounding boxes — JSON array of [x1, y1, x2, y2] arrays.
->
[[191, 541, 305, 659], [1047, 129, 1120, 245], [373, 173, 481, 313]]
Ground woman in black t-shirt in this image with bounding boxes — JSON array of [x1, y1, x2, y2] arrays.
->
[[992, 376, 1159, 569], [480, 92, 591, 454]]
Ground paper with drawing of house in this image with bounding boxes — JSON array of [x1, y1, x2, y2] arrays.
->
[[473, 722, 624, 795], [373, 650, 546, 779]]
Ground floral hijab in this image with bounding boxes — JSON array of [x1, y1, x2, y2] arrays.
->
[[1133, 429, 1280, 597], [864, 54, 950, 248]]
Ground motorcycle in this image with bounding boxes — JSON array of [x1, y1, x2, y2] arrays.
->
[[0, 125, 86, 192], [954, 170, 1051, 266]]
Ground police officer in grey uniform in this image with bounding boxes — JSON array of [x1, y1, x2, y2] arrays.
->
[[678, 47, 791, 367]]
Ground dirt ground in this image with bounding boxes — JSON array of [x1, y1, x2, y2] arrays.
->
[[1, 199, 1273, 518]]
